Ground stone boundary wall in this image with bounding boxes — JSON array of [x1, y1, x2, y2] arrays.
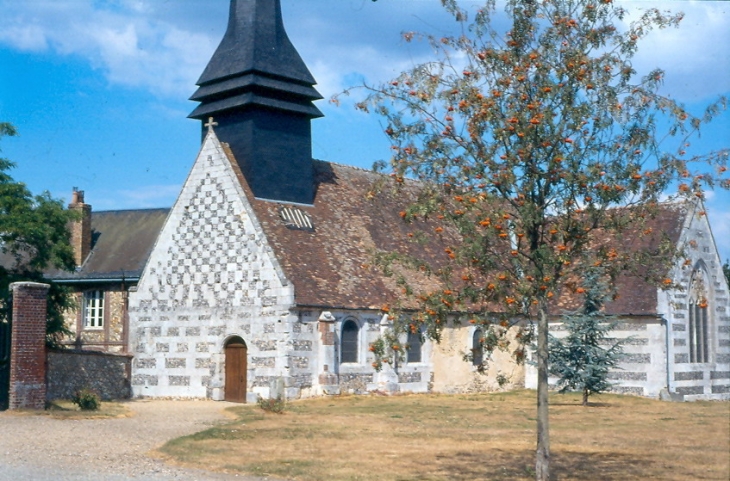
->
[[46, 349, 133, 401]]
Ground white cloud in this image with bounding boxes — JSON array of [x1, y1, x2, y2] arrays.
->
[[0, 0, 216, 98], [619, 1, 730, 102], [1, 0, 725, 105]]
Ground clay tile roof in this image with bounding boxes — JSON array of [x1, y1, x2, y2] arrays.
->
[[553, 202, 689, 317], [221, 143, 690, 314], [46, 208, 169, 282], [603, 202, 688, 316], [248, 160, 453, 309]]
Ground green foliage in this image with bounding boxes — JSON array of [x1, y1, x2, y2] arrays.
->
[[723, 259, 730, 287], [0, 122, 77, 347], [258, 395, 286, 414], [548, 269, 625, 405], [71, 387, 101, 411]]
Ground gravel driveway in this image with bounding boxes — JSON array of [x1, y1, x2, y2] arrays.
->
[[0, 400, 287, 481]]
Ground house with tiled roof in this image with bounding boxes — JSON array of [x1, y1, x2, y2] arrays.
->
[[52, 0, 728, 402], [45, 193, 168, 352]]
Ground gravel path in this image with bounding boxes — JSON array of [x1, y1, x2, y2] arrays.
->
[[0, 400, 288, 481]]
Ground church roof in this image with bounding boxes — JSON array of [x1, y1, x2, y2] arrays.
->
[[553, 202, 689, 317], [219, 143, 691, 315], [246, 160, 452, 310], [46, 208, 169, 282]]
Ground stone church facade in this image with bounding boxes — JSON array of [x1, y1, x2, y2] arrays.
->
[[127, 131, 502, 401], [129, 133, 302, 400], [525, 201, 730, 401], [47, 0, 728, 402]]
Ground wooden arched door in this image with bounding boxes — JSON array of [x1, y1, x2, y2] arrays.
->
[[225, 337, 247, 403]]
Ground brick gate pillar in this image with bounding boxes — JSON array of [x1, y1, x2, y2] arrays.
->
[[9, 282, 50, 410]]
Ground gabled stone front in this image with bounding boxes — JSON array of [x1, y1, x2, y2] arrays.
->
[[659, 202, 730, 400], [129, 132, 299, 400]]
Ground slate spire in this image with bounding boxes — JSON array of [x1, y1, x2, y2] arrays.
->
[[189, 0, 323, 205]]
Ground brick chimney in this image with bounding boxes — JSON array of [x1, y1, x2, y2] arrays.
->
[[68, 188, 92, 267]]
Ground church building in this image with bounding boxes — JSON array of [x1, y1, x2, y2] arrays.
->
[[52, 0, 729, 402]]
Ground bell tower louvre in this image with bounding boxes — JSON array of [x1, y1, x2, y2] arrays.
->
[[189, 0, 323, 205]]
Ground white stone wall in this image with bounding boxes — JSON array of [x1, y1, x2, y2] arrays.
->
[[129, 132, 300, 400], [659, 203, 730, 400], [524, 318, 668, 397], [298, 309, 434, 397], [525, 202, 730, 401], [298, 309, 529, 397]]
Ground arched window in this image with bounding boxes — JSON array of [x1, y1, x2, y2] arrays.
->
[[341, 320, 359, 363], [689, 267, 711, 363], [472, 329, 484, 366], [407, 330, 422, 363]]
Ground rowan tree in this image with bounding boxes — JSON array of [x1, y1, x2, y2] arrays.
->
[[0, 122, 77, 347], [338, 0, 728, 479]]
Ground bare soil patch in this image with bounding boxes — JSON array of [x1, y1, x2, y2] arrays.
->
[[159, 390, 730, 481]]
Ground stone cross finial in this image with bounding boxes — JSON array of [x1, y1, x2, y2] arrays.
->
[[205, 117, 218, 132]]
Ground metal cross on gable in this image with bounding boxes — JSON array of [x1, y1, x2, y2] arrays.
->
[[205, 117, 218, 133]]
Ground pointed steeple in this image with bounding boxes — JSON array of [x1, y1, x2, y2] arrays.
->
[[189, 0, 323, 205]]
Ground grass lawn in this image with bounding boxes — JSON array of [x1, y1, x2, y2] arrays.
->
[[159, 390, 730, 481]]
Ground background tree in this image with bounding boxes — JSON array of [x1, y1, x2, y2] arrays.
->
[[340, 0, 728, 479], [723, 259, 729, 287], [548, 268, 625, 406], [0, 122, 77, 347]]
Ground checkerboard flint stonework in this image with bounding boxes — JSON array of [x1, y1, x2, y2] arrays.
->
[[129, 135, 309, 400]]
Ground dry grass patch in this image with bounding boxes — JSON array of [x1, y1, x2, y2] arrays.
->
[[159, 390, 729, 481], [40, 399, 131, 419]]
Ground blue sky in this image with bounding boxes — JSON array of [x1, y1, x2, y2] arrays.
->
[[0, 0, 728, 261]]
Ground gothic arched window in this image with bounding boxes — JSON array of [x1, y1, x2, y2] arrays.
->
[[688, 267, 711, 363]]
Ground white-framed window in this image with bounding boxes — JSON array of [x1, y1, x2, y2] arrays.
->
[[83, 290, 104, 329], [688, 266, 711, 363], [689, 300, 709, 363]]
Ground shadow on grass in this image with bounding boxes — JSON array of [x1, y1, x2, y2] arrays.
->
[[428, 449, 655, 481], [550, 402, 613, 408]]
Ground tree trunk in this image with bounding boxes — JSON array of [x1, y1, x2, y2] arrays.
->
[[535, 305, 550, 480], [582, 389, 588, 406]]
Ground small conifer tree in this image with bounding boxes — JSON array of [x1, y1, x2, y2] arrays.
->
[[549, 269, 624, 406]]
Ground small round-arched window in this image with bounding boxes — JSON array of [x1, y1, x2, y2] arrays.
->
[[407, 330, 422, 363], [472, 329, 484, 366], [341, 320, 359, 363]]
